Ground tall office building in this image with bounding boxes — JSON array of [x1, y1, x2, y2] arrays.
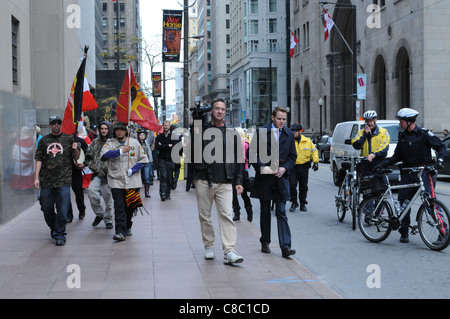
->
[[229, 0, 288, 128], [96, 0, 141, 123], [0, 1, 94, 223]]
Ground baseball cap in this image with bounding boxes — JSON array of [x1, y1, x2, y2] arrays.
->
[[290, 123, 303, 132], [114, 122, 128, 130], [49, 116, 62, 124]]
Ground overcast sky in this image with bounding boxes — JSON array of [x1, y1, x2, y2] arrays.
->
[[139, 0, 185, 105]]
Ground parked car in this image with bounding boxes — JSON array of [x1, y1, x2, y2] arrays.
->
[[330, 120, 402, 186], [439, 136, 450, 176], [316, 135, 332, 163]]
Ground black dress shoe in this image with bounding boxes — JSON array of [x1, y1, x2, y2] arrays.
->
[[79, 211, 85, 219], [92, 216, 103, 227], [290, 203, 299, 212], [282, 248, 296, 258], [55, 239, 66, 246], [300, 204, 307, 212], [261, 243, 271, 253]]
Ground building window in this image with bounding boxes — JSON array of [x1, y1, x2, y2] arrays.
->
[[103, 3, 107, 12], [250, 20, 258, 34], [12, 16, 19, 86], [268, 39, 277, 52], [102, 18, 108, 28], [268, 0, 277, 12], [249, 40, 259, 53], [268, 19, 277, 33], [250, 0, 258, 14]]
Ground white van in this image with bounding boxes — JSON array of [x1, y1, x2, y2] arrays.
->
[[330, 120, 401, 185]]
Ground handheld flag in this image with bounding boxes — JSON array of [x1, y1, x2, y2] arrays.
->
[[62, 46, 98, 135], [116, 64, 163, 133], [290, 32, 299, 58], [324, 9, 335, 41]]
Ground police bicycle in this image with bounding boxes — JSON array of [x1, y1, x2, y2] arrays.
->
[[335, 156, 367, 230], [357, 165, 450, 251]]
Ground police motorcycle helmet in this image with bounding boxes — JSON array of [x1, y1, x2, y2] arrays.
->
[[396, 108, 419, 122], [362, 110, 378, 120]]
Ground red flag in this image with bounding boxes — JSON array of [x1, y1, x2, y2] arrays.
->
[[117, 64, 163, 133], [61, 58, 98, 135], [324, 9, 335, 41], [290, 32, 299, 58]]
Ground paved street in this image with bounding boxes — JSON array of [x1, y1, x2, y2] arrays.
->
[[249, 163, 450, 299], [1, 164, 449, 300], [0, 179, 340, 300]]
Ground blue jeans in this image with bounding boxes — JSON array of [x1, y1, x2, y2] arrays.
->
[[259, 199, 292, 249], [39, 186, 71, 241], [141, 162, 152, 184]]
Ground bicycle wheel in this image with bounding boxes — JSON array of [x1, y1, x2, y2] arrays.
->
[[417, 198, 450, 251], [358, 196, 392, 243], [336, 181, 347, 222]]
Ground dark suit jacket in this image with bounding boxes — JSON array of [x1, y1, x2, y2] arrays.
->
[[249, 123, 297, 201]]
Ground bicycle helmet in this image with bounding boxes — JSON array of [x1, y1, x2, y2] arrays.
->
[[396, 108, 419, 122], [363, 110, 377, 120]]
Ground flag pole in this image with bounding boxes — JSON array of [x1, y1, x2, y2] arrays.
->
[[320, 5, 365, 73], [127, 62, 132, 169], [289, 28, 325, 85], [74, 45, 89, 136]]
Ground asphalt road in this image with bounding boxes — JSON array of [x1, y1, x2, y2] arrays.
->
[[244, 164, 450, 299]]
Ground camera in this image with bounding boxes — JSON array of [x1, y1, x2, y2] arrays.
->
[[190, 96, 212, 128]]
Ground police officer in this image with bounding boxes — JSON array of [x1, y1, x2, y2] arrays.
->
[[289, 123, 319, 212], [375, 108, 447, 243], [352, 110, 390, 177]]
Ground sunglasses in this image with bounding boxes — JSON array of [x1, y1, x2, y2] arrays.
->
[[50, 121, 62, 125]]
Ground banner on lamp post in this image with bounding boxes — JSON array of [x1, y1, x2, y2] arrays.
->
[[162, 10, 183, 63]]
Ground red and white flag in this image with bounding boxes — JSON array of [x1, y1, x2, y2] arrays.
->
[[290, 32, 299, 58], [62, 54, 98, 135], [324, 9, 335, 41]]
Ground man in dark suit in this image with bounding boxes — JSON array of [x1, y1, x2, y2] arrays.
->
[[249, 106, 297, 258]]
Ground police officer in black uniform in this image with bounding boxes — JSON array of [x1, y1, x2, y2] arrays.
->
[[376, 108, 447, 243]]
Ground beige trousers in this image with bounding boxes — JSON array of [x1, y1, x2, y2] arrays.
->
[[194, 179, 237, 253]]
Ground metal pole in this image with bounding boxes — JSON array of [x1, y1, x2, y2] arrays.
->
[[269, 58, 272, 109], [183, 0, 189, 128], [163, 62, 166, 121], [116, 2, 120, 98]]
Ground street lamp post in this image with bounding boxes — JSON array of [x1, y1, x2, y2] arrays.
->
[[318, 97, 324, 136]]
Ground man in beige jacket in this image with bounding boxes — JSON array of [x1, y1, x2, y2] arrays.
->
[[101, 122, 149, 241]]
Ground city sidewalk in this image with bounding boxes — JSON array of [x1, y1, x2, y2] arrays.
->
[[0, 181, 340, 299]]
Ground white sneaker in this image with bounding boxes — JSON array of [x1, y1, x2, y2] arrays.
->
[[204, 247, 215, 260], [224, 250, 244, 264]]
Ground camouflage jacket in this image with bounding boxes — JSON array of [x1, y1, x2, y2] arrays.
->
[[35, 133, 74, 188], [84, 137, 109, 178]]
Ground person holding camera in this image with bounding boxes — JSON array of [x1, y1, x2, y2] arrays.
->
[[193, 98, 244, 265]]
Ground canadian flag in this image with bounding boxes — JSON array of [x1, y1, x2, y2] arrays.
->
[[290, 32, 299, 58], [324, 9, 335, 41]]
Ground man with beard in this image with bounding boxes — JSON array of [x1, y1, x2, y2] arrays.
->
[[34, 116, 80, 246]]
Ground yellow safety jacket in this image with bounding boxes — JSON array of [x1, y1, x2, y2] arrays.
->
[[351, 126, 390, 158], [294, 135, 319, 165]]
